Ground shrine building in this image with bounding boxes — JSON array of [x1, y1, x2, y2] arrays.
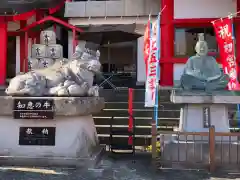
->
[[64, 0, 240, 87], [1, 0, 240, 88]]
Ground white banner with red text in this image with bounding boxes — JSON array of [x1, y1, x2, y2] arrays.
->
[[144, 19, 160, 107]]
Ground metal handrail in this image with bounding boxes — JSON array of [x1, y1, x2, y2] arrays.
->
[[97, 72, 136, 90]]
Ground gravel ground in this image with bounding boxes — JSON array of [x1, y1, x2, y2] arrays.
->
[[0, 153, 239, 180]]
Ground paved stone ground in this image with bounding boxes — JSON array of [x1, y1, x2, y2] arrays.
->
[[0, 153, 240, 180], [0, 153, 239, 180]]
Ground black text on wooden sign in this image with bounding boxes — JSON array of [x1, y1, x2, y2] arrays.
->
[[19, 127, 56, 146], [13, 99, 54, 119]]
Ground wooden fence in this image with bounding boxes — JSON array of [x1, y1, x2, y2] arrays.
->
[[152, 126, 240, 172]]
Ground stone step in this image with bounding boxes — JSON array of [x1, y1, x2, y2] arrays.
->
[[98, 135, 151, 146], [94, 109, 180, 119], [99, 89, 171, 102], [94, 117, 179, 127], [96, 126, 173, 136], [104, 102, 239, 111], [104, 102, 181, 111]]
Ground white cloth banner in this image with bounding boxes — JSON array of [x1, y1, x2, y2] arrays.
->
[[144, 19, 159, 107]]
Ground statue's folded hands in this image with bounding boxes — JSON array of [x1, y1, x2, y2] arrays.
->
[[207, 74, 222, 82]]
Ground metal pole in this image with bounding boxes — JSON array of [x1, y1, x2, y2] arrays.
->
[[230, 18, 240, 125]]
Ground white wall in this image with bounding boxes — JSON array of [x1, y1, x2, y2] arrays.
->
[[174, 64, 185, 81], [174, 0, 237, 19], [15, 37, 20, 74], [15, 37, 32, 74], [137, 36, 146, 83]]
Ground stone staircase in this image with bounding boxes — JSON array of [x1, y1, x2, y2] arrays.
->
[[93, 88, 240, 147], [93, 89, 180, 147]]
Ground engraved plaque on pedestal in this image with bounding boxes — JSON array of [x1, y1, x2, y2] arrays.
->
[[203, 106, 211, 128], [31, 44, 47, 58], [40, 31, 56, 45], [19, 127, 56, 146], [38, 58, 55, 69], [46, 44, 63, 59]]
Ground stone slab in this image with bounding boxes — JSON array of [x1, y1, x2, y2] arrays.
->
[[0, 96, 104, 116], [171, 89, 240, 104]]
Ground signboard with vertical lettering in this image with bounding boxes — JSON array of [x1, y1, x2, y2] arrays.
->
[[203, 106, 211, 128], [13, 99, 54, 119]]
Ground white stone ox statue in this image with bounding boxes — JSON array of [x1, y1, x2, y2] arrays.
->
[[5, 46, 101, 97]]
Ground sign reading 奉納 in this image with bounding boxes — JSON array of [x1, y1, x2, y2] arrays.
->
[[19, 127, 56, 146], [13, 99, 54, 119]]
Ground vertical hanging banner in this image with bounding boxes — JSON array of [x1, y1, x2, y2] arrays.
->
[[144, 18, 159, 107], [144, 20, 151, 74], [212, 18, 238, 90]]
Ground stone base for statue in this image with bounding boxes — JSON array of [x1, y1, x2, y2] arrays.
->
[[170, 90, 240, 141], [159, 90, 240, 168], [179, 104, 229, 132], [0, 96, 104, 167]]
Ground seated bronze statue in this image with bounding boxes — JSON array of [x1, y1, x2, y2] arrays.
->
[[180, 34, 229, 91]]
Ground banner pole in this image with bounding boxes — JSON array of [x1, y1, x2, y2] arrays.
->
[[153, 7, 165, 128], [230, 17, 240, 126], [154, 12, 161, 129]]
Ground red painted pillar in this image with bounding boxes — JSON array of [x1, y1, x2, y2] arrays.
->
[[20, 20, 27, 72], [236, 0, 240, 82], [160, 0, 174, 86], [0, 18, 7, 85]]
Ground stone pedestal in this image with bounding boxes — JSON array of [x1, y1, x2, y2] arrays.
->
[[0, 96, 104, 167], [159, 90, 240, 168], [170, 90, 239, 133], [179, 104, 229, 132]]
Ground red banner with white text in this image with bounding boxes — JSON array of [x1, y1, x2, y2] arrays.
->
[[144, 20, 151, 74], [213, 18, 238, 90]]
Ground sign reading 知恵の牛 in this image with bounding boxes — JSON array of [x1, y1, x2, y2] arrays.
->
[[13, 99, 54, 119]]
